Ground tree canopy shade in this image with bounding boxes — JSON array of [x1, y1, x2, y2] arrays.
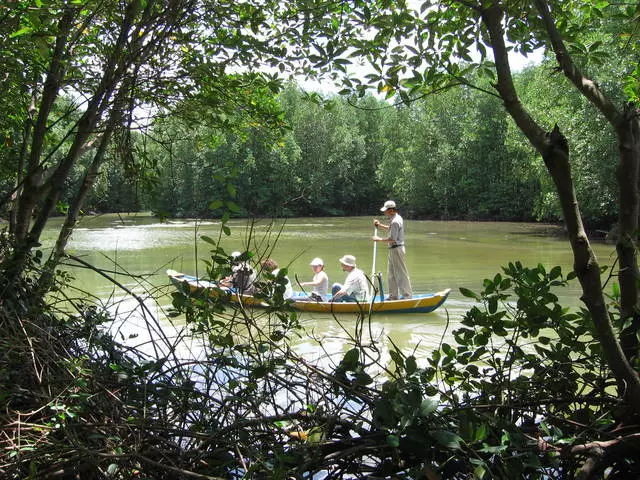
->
[[0, 0, 358, 285]]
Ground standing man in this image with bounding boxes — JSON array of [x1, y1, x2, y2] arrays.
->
[[372, 200, 412, 300]]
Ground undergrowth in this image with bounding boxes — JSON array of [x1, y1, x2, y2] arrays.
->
[[1, 232, 639, 479]]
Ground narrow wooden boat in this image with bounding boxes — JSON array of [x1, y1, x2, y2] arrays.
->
[[167, 269, 451, 315]]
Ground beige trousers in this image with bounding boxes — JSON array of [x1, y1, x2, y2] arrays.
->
[[387, 247, 412, 298]]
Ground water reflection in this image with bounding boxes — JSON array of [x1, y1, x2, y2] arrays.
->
[[42, 214, 615, 359]]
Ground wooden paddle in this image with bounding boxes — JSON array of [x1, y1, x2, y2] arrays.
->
[[370, 226, 378, 300]]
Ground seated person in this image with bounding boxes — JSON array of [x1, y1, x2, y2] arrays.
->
[[299, 257, 329, 301], [331, 254, 367, 302], [262, 258, 294, 299], [220, 251, 257, 295]]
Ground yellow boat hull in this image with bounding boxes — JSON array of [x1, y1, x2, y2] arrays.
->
[[168, 270, 450, 315]]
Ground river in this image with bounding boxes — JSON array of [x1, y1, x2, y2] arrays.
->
[[40, 213, 615, 360]]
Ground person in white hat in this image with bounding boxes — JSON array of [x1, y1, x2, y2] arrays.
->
[[331, 254, 368, 302], [372, 200, 412, 300], [299, 257, 329, 300]]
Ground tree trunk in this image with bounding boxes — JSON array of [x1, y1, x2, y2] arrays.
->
[[28, 0, 141, 247], [614, 104, 640, 360], [12, 9, 74, 243], [7, 0, 142, 284], [534, 0, 640, 361], [481, 4, 640, 414], [39, 117, 118, 291], [9, 90, 37, 236]]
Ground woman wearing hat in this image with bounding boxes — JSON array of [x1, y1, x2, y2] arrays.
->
[[300, 257, 329, 300], [372, 200, 412, 300], [331, 255, 368, 302]]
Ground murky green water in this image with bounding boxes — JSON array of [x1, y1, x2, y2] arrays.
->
[[40, 213, 615, 359]]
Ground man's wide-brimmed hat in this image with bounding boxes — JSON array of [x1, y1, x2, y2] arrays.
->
[[380, 200, 396, 212], [339, 255, 357, 267]]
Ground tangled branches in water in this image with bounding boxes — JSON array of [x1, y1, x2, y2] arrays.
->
[[2, 238, 640, 478]]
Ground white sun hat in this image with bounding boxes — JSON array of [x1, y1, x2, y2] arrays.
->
[[380, 200, 397, 212], [310, 257, 324, 266], [339, 255, 357, 267]]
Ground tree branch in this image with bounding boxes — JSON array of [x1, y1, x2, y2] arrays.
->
[[482, 2, 640, 414], [533, 0, 621, 126]]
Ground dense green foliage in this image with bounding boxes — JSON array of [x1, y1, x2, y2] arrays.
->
[[72, 75, 622, 226], [0, 1, 630, 228], [515, 63, 620, 226]]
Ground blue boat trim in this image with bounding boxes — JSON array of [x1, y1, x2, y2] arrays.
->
[[168, 270, 450, 315]]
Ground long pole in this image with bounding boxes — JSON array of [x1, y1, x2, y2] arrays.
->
[[370, 226, 378, 300]]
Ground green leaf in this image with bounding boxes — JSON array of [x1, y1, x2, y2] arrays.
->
[[473, 464, 487, 479], [430, 429, 463, 450], [200, 235, 216, 245], [390, 349, 405, 369], [420, 397, 438, 416], [387, 434, 400, 447], [473, 423, 488, 442], [459, 287, 479, 300], [10, 27, 33, 38], [307, 426, 324, 443], [488, 297, 498, 314], [226, 200, 241, 212], [342, 348, 360, 370], [354, 370, 373, 385], [209, 199, 223, 210], [479, 443, 508, 453], [406, 355, 417, 374], [612, 282, 620, 298]]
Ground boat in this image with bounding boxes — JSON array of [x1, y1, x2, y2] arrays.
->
[[167, 269, 451, 315]]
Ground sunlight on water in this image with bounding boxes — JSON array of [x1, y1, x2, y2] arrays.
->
[[69, 226, 196, 250], [43, 214, 616, 360]]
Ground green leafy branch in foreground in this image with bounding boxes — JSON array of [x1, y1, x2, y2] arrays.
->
[[165, 251, 640, 478], [442, 262, 639, 479], [3, 236, 640, 479]]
